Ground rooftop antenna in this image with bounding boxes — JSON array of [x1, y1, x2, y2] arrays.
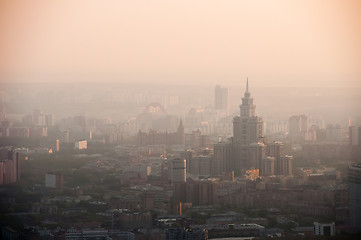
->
[[246, 77, 249, 93]]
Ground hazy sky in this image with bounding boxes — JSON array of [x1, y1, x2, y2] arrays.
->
[[0, 0, 360, 87]]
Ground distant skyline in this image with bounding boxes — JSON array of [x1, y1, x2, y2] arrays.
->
[[0, 0, 360, 90]]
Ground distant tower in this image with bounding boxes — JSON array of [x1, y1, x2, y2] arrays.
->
[[213, 78, 293, 176], [233, 79, 263, 146], [215, 85, 229, 111], [177, 119, 185, 145], [289, 115, 308, 142], [215, 79, 264, 173], [171, 158, 187, 204], [240, 78, 256, 119], [231, 79, 263, 170]]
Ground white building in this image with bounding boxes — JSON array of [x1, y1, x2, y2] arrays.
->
[[313, 222, 335, 236]]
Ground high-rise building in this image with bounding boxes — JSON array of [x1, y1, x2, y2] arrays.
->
[[171, 158, 187, 203], [266, 141, 283, 158], [349, 126, 361, 146], [232, 79, 263, 170], [215, 85, 228, 111], [45, 114, 55, 127], [189, 156, 213, 177], [289, 115, 308, 142], [214, 79, 264, 174], [233, 79, 263, 146], [266, 141, 292, 176], [260, 156, 275, 176], [0, 148, 20, 185], [171, 158, 187, 183], [349, 164, 361, 232], [276, 155, 293, 176], [185, 179, 219, 206], [213, 79, 293, 177], [213, 141, 233, 175], [248, 142, 266, 170]]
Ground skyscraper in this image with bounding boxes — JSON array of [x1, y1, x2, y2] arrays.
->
[[232, 79, 264, 170], [215, 85, 229, 111], [214, 79, 264, 174], [289, 115, 308, 142], [171, 158, 187, 204], [213, 79, 293, 177], [0, 148, 20, 185], [233, 79, 263, 146]]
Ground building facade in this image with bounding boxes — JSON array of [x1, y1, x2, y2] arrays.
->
[[213, 80, 292, 177], [214, 79, 264, 174], [0, 148, 20, 185], [215, 85, 229, 111], [289, 115, 308, 142], [349, 164, 361, 233], [138, 120, 185, 146]]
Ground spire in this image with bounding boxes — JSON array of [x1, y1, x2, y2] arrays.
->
[[178, 119, 184, 132], [246, 77, 249, 94]]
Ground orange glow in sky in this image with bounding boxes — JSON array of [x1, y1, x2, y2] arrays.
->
[[0, 0, 360, 87]]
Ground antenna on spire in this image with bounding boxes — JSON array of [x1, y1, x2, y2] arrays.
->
[[246, 77, 249, 93]]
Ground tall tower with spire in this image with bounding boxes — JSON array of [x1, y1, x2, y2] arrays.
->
[[177, 119, 185, 145], [232, 78, 264, 169], [240, 78, 256, 119], [214, 78, 291, 177]]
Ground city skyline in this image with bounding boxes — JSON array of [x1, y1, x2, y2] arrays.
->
[[1, 1, 361, 238]]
